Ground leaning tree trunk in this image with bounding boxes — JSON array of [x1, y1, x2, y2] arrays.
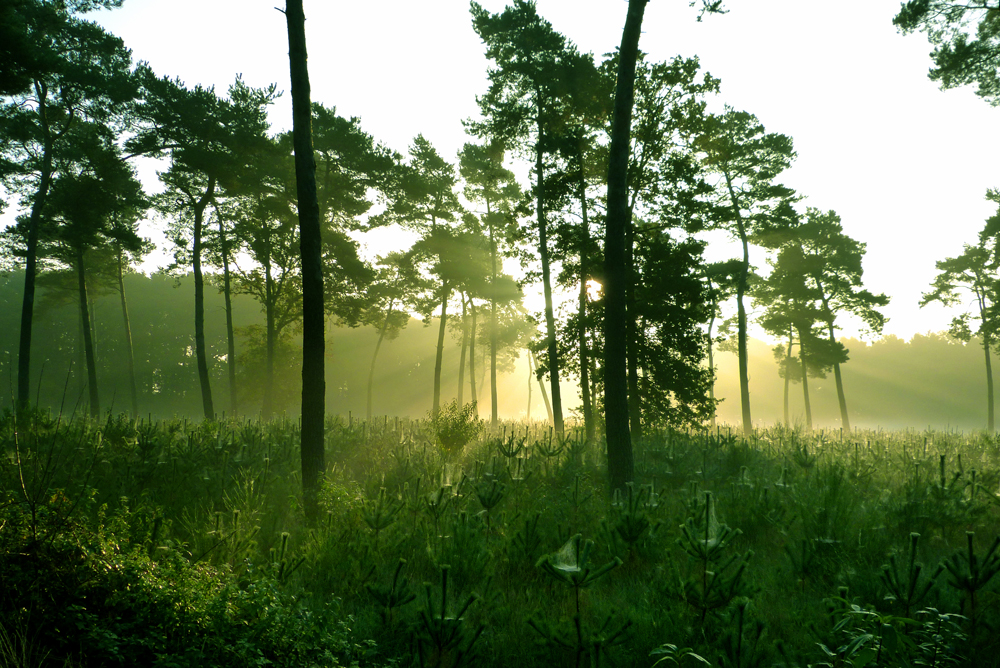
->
[[76, 249, 100, 419], [604, 0, 647, 493], [116, 248, 139, 418], [529, 349, 554, 425], [799, 330, 813, 431], [218, 211, 238, 417], [192, 178, 217, 421], [432, 285, 450, 417], [286, 0, 325, 523], [535, 96, 564, 435], [827, 323, 851, 432]]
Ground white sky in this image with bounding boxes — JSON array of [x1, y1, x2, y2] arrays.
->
[[84, 0, 1000, 341]]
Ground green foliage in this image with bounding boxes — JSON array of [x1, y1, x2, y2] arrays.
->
[[430, 400, 483, 455]]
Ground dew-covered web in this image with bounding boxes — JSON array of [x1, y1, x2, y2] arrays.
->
[[552, 537, 581, 572]]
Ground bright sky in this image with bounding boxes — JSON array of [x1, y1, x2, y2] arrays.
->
[[89, 0, 1000, 341]]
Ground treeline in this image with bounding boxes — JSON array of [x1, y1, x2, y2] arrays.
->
[[6, 0, 1000, 474]]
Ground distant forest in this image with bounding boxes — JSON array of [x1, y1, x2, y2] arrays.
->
[[1, 270, 994, 431]]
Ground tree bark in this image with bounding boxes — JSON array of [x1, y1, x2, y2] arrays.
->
[[17, 83, 55, 410], [799, 331, 812, 430], [732, 195, 753, 436], [192, 177, 216, 421], [432, 285, 450, 417], [985, 333, 995, 433], [536, 94, 564, 435], [530, 348, 553, 425], [827, 323, 851, 432], [576, 166, 594, 441], [784, 327, 793, 428], [626, 222, 641, 441], [219, 212, 238, 417], [261, 259, 277, 418], [604, 0, 647, 493], [469, 299, 478, 409], [76, 249, 99, 419], [286, 0, 325, 523], [458, 294, 468, 406], [116, 248, 139, 418]]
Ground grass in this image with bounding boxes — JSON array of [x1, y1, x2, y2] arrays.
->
[[2, 408, 1000, 667]]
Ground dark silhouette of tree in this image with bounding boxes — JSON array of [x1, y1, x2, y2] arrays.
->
[[459, 140, 522, 426], [284, 0, 324, 522], [471, 0, 592, 435], [694, 107, 797, 436], [795, 208, 888, 431], [704, 259, 742, 427], [895, 1, 1000, 104], [0, 0, 133, 409], [922, 240, 999, 432], [130, 72, 277, 421]]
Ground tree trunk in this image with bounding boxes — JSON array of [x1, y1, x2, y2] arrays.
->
[[469, 299, 478, 409], [488, 202, 499, 426], [458, 294, 468, 406], [985, 334, 995, 433], [535, 97, 564, 435], [219, 211, 238, 417], [626, 222, 641, 441], [286, 0, 326, 523], [784, 327, 793, 428], [192, 177, 216, 421], [604, 0, 647, 493], [827, 323, 851, 432], [799, 331, 812, 430], [261, 259, 276, 419], [76, 249, 99, 419], [734, 215, 753, 436], [17, 85, 54, 409], [530, 348, 553, 425], [707, 295, 717, 430], [577, 170, 594, 442], [116, 248, 139, 418], [367, 299, 395, 421], [432, 285, 450, 417]]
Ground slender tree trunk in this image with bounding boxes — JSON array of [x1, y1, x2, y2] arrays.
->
[[261, 260, 276, 418], [432, 285, 450, 417], [367, 299, 395, 421], [535, 97, 564, 435], [469, 300, 478, 409], [626, 223, 641, 441], [76, 249, 99, 419], [732, 206, 753, 436], [984, 333, 995, 433], [577, 170, 594, 442], [530, 349, 553, 425], [707, 294, 717, 430], [489, 213, 499, 426], [116, 249, 139, 418], [458, 294, 468, 406], [799, 331, 812, 430], [77, 300, 86, 397], [219, 212, 238, 416], [527, 348, 533, 421], [784, 328, 793, 427], [827, 323, 851, 432], [604, 0, 647, 493], [286, 0, 325, 523], [17, 86, 54, 409], [192, 177, 216, 421]]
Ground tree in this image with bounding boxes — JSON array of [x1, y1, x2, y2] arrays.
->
[[285, 0, 325, 522], [131, 72, 277, 421], [895, 1, 1000, 105], [459, 140, 522, 426], [922, 241, 999, 432], [703, 259, 742, 428], [34, 125, 145, 418], [471, 0, 589, 435], [694, 107, 797, 436], [794, 208, 888, 431], [0, 0, 134, 409]]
